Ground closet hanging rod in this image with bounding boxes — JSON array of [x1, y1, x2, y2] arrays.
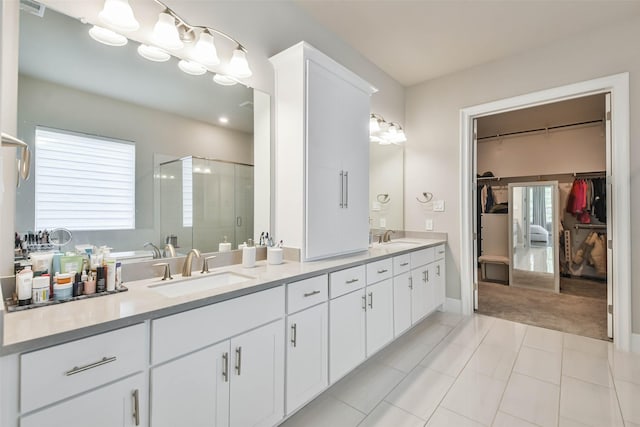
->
[[573, 171, 606, 179], [574, 224, 607, 230], [477, 170, 605, 183], [477, 119, 603, 141]]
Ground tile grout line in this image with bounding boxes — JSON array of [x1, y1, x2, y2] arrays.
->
[[606, 350, 627, 426]]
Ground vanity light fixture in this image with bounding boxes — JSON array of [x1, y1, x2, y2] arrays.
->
[[192, 30, 220, 67], [151, 11, 184, 50], [98, 0, 139, 32], [369, 113, 407, 145], [137, 44, 171, 62], [213, 74, 238, 86], [178, 59, 207, 76], [228, 47, 252, 78], [88, 25, 128, 47], [385, 122, 407, 144]]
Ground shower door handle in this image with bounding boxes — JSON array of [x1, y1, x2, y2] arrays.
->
[[236, 216, 242, 227]]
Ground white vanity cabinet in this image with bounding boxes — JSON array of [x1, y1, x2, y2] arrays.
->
[[150, 286, 285, 427], [410, 245, 447, 324], [270, 42, 376, 261], [285, 275, 329, 415], [364, 258, 394, 355]]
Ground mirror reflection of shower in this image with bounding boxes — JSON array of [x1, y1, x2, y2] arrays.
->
[[509, 181, 559, 292]]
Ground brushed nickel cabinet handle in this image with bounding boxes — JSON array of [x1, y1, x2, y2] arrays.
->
[[339, 171, 344, 208], [437, 265, 441, 276], [408, 276, 413, 289], [222, 352, 229, 382], [235, 346, 242, 376], [362, 294, 367, 310], [291, 323, 297, 347], [422, 271, 427, 283], [377, 269, 388, 274], [304, 290, 321, 297], [65, 356, 116, 376], [400, 262, 409, 267], [344, 171, 349, 208], [368, 292, 373, 309], [346, 278, 359, 284], [427, 270, 430, 282], [132, 389, 140, 426]]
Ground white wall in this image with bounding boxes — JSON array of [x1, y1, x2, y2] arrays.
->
[[16, 75, 252, 251], [405, 15, 640, 332]]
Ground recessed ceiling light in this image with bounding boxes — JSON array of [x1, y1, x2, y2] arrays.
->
[[219, 117, 229, 124]]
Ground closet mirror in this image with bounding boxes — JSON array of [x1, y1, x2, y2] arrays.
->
[[508, 181, 559, 292], [15, 6, 268, 262], [369, 143, 404, 231]]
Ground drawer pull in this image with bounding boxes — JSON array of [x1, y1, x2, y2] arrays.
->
[[400, 262, 409, 267], [222, 352, 229, 382], [304, 290, 321, 297], [132, 389, 140, 426], [377, 269, 388, 274], [346, 278, 359, 284], [65, 356, 116, 376], [235, 346, 242, 376], [291, 323, 297, 347]]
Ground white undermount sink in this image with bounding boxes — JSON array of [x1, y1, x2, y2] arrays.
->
[[379, 240, 423, 247], [149, 271, 255, 298]]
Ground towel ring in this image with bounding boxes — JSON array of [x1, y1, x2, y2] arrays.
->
[[416, 192, 433, 204], [376, 193, 390, 204]]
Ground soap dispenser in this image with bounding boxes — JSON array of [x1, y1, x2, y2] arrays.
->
[[242, 239, 256, 268], [218, 236, 231, 253]]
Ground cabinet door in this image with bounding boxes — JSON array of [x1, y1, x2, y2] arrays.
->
[[433, 259, 446, 310], [229, 320, 284, 427], [393, 271, 413, 336], [21, 374, 145, 427], [410, 267, 429, 324], [329, 290, 366, 384], [286, 303, 328, 414], [365, 279, 394, 356], [151, 341, 230, 427]]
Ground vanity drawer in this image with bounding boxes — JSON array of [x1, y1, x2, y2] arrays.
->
[[366, 258, 393, 285], [410, 247, 435, 268], [287, 274, 328, 314], [330, 265, 366, 298], [152, 285, 284, 364], [435, 244, 446, 260], [21, 323, 145, 413], [393, 254, 411, 275]]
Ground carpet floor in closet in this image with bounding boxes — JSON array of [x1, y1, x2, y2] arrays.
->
[[477, 277, 608, 341]]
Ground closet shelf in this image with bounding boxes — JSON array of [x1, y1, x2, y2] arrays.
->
[[477, 171, 605, 184]]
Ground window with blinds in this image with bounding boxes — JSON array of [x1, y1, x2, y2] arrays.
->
[[182, 157, 193, 227], [34, 127, 136, 231]]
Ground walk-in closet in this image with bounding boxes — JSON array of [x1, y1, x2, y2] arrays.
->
[[474, 94, 610, 341]]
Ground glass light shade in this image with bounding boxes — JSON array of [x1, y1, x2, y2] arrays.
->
[[137, 44, 170, 62], [192, 31, 220, 67], [178, 60, 207, 76], [228, 48, 252, 78], [88, 25, 128, 47], [151, 12, 183, 50], [213, 74, 237, 86], [369, 116, 381, 133], [98, 0, 139, 32]]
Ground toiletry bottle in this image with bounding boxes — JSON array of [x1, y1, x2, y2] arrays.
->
[[242, 240, 256, 268], [84, 272, 96, 295], [115, 262, 122, 288], [95, 266, 106, 293], [17, 266, 34, 306], [105, 257, 116, 291], [73, 272, 83, 297]]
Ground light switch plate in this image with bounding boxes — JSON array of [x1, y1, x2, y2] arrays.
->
[[425, 219, 433, 231], [433, 200, 445, 212], [380, 218, 386, 228], [372, 202, 381, 211]]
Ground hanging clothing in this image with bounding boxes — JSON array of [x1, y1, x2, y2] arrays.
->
[[593, 178, 607, 222], [485, 186, 495, 213], [480, 185, 488, 213]]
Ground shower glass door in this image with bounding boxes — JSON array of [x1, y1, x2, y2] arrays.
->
[[508, 181, 559, 293]]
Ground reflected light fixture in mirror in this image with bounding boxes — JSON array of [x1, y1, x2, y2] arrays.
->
[[369, 113, 407, 145], [91, 0, 252, 84]]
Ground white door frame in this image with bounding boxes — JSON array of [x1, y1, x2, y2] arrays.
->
[[459, 73, 631, 351]]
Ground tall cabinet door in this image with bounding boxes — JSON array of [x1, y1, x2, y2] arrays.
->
[[410, 266, 429, 324], [229, 320, 284, 427], [151, 341, 230, 427], [393, 271, 413, 336], [329, 290, 366, 384], [365, 279, 395, 356], [433, 259, 446, 309], [286, 303, 328, 414]]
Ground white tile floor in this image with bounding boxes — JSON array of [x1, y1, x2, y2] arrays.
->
[[281, 312, 640, 427]]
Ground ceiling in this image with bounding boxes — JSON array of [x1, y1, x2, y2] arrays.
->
[[296, 1, 640, 87]]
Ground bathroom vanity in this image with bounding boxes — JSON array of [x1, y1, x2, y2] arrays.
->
[[0, 239, 446, 427]]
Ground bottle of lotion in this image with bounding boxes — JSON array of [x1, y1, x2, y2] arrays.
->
[[17, 266, 34, 306]]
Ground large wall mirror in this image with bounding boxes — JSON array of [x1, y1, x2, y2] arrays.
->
[[369, 143, 403, 231], [15, 5, 269, 262]]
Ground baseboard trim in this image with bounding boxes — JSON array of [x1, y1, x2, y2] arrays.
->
[[631, 333, 640, 353], [444, 298, 462, 314]]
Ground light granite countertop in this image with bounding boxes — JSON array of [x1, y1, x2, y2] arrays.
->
[[1, 238, 446, 355]]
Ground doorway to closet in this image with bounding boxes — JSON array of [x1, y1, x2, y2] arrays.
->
[[474, 94, 611, 341]]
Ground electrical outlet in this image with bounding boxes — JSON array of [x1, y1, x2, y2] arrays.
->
[[433, 200, 445, 212], [380, 218, 386, 228], [425, 218, 433, 231], [372, 202, 381, 212]]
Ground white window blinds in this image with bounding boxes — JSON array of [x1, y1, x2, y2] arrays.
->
[[34, 127, 136, 231], [182, 157, 193, 227]]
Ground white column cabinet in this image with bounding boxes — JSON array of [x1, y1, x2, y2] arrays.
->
[[21, 373, 145, 427], [271, 42, 376, 261], [329, 289, 367, 384], [286, 302, 328, 414], [365, 278, 395, 355]]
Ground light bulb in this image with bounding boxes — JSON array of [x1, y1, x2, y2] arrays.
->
[[98, 0, 139, 32], [88, 25, 128, 47], [369, 115, 381, 133], [137, 44, 170, 62], [213, 74, 237, 86], [151, 12, 183, 50], [178, 60, 207, 76], [192, 31, 220, 67], [228, 47, 252, 78]]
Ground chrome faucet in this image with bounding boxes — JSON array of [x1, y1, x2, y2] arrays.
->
[[163, 243, 176, 258], [144, 242, 161, 259], [382, 230, 395, 243], [182, 248, 201, 277]]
